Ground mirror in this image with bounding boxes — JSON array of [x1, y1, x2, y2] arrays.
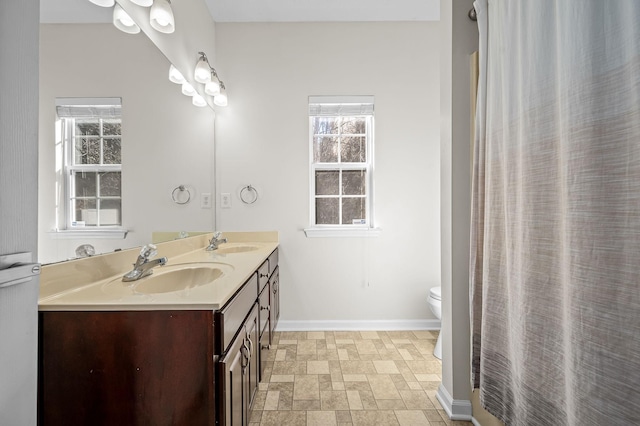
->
[[38, 3, 217, 263]]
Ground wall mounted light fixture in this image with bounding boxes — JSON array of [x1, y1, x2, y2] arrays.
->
[[113, 4, 140, 34], [169, 64, 186, 84], [192, 94, 207, 107], [192, 52, 228, 107], [194, 53, 211, 83], [213, 82, 228, 107], [150, 0, 175, 34], [167, 52, 229, 108], [181, 82, 196, 97], [204, 70, 221, 96], [87, 0, 175, 35]]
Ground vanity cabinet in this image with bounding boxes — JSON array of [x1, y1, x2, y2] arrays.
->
[[38, 310, 216, 425], [38, 247, 279, 426], [217, 304, 259, 426]]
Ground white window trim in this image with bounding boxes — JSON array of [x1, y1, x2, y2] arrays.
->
[[303, 227, 382, 238], [304, 96, 381, 238], [54, 97, 127, 237], [47, 229, 128, 239]]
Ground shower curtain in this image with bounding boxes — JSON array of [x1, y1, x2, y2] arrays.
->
[[470, 1, 640, 425]]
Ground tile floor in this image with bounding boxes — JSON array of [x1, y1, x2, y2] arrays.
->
[[250, 330, 472, 426]]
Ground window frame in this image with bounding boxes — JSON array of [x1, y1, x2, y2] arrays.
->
[[56, 99, 124, 232], [305, 96, 381, 237]]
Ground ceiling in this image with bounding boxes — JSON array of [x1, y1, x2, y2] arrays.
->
[[40, 0, 440, 23]]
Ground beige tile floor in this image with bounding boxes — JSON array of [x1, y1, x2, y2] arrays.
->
[[250, 330, 472, 426]]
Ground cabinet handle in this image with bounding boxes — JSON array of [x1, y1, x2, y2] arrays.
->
[[261, 305, 270, 311], [241, 344, 248, 368], [261, 344, 271, 350], [247, 337, 254, 360], [259, 273, 269, 278]]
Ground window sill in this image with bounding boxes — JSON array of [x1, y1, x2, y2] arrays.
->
[[303, 227, 382, 238], [48, 229, 128, 239]]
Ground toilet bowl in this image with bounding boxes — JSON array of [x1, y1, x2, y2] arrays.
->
[[428, 286, 442, 359]]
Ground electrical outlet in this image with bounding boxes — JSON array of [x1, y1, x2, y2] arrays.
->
[[201, 192, 212, 209], [221, 192, 231, 209]]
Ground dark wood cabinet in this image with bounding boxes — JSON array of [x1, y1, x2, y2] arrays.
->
[[38, 248, 279, 426], [38, 310, 216, 426], [218, 304, 258, 426]]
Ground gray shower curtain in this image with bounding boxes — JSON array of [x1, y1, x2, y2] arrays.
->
[[470, 1, 640, 425]]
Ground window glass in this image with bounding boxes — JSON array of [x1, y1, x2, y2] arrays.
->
[[309, 97, 373, 228], [59, 102, 122, 228]]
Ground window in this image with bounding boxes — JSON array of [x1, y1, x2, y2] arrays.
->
[[56, 99, 122, 229], [306, 96, 379, 237]]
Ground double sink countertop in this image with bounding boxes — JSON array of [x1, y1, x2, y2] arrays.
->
[[38, 232, 279, 311]]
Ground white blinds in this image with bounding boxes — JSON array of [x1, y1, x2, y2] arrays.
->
[[55, 97, 121, 119], [309, 96, 374, 116]]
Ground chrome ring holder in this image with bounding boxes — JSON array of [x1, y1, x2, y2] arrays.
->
[[240, 185, 258, 204], [171, 185, 191, 205]]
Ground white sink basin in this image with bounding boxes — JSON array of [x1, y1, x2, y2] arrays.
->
[[214, 244, 260, 254], [102, 262, 234, 296]]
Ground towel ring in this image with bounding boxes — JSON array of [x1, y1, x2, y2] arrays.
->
[[240, 185, 259, 204], [172, 185, 191, 205]]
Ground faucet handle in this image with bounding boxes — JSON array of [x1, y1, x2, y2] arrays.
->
[[213, 231, 222, 239], [139, 244, 158, 260]]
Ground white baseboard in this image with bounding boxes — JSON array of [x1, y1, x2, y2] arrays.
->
[[436, 384, 473, 421], [275, 319, 440, 331]]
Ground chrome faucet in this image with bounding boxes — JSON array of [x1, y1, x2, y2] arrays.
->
[[122, 244, 168, 282], [206, 232, 228, 251]]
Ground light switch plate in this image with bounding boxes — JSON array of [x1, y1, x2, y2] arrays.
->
[[201, 192, 212, 209], [221, 192, 231, 209]]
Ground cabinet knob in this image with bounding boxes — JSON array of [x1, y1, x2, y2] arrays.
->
[[261, 305, 270, 311], [259, 273, 269, 278], [261, 344, 271, 350]]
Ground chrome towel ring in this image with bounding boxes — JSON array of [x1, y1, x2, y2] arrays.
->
[[172, 185, 191, 205], [240, 185, 259, 204]]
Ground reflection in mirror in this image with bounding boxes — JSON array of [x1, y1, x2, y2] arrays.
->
[[38, 23, 216, 264], [56, 98, 123, 229]]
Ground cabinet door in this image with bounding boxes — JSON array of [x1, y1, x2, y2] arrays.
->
[[245, 304, 260, 414], [40, 311, 215, 426], [258, 283, 270, 334], [259, 325, 271, 382], [270, 267, 280, 336], [219, 327, 248, 426]]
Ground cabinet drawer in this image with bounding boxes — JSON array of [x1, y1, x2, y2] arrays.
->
[[215, 273, 258, 354], [257, 260, 269, 294], [267, 249, 278, 275], [258, 284, 270, 333]]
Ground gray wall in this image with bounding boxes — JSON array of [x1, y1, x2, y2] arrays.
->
[[0, 0, 40, 424], [438, 0, 477, 419]]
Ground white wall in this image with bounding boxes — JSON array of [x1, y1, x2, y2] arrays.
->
[[215, 22, 441, 326], [38, 24, 216, 263]]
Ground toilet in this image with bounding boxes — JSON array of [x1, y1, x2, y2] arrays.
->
[[428, 286, 442, 359]]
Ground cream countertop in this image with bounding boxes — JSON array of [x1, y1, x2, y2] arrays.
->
[[38, 231, 278, 311]]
